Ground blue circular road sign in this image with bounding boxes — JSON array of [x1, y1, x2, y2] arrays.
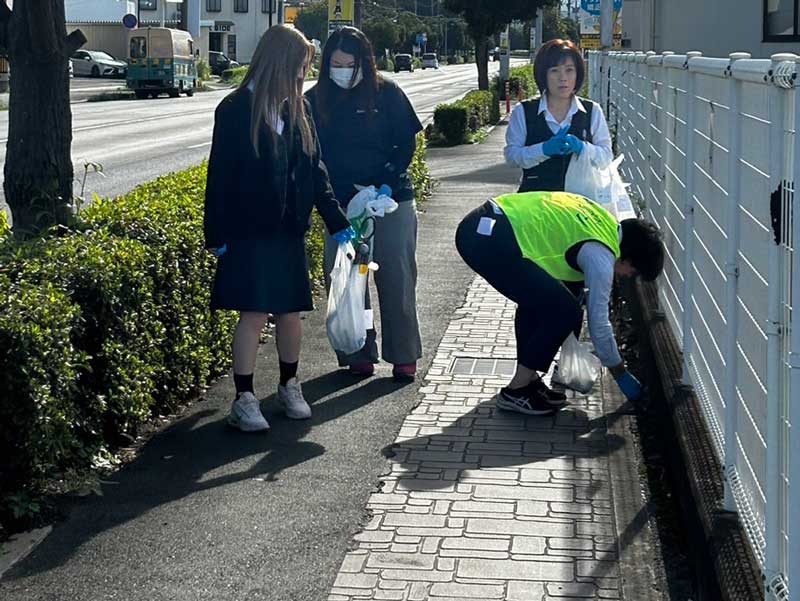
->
[[123, 13, 138, 29]]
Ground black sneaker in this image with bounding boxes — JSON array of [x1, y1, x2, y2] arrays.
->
[[529, 378, 568, 407], [496, 386, 558, 416]]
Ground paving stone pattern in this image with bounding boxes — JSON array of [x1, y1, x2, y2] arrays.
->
[[327, 279, 622, 601]]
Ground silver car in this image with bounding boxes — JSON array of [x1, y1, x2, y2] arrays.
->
[[70, 50, 127, 78]]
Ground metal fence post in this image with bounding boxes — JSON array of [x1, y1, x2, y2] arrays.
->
[[722, 52, 750, 511], [787, 53, 800, 601], [681, 51, 703, 383], [763, 52, 797, 595]]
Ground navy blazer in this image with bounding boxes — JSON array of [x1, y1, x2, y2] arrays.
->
[[204, 88, 350, 249]]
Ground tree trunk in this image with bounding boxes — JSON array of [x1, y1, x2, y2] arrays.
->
[[476, 37, 489, 90], [2, 1, 85, 238]]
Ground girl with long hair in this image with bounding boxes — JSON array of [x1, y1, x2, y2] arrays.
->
[[204, 25, 355, 432]]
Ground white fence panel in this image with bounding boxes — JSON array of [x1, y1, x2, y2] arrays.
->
[[589, 50, 798, 600]]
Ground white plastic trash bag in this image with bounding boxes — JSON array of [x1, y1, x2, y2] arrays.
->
[[557, 333, 602, 394], [326, 243, 368, 355], [564, 152, 637, 221]]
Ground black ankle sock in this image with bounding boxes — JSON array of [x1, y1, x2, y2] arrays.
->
[[279, 361, 298, 386], [234, 373, 254, 396]]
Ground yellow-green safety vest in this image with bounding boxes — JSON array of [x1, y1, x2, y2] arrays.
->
[[494, 191, 621, 282]]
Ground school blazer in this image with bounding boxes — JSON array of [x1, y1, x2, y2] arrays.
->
[[204, 88, 349, 249]]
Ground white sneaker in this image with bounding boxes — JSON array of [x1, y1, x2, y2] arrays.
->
[[278, 378, 311, 420], [227, 391, 270, 432]]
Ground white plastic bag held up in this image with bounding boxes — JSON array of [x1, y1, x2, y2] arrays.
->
[[557, 333, 602, 394], [326, 243, 367, 355], [564, 153, 637, 221]]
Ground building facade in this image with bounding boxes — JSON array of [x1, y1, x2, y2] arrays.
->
[[620, 0, 800, 58], [65, 0, 285, 64]]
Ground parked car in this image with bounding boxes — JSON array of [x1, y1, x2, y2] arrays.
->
[[208, 51, 240, 76], [421, 52, 439, 69], [70, 50, 127, 78], [490, 47, 500, 62], [127, 27, 198, 99], [394, 53, 414, 73]]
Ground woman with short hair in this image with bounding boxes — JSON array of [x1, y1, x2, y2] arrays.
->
[[504, 39, 613, 193]]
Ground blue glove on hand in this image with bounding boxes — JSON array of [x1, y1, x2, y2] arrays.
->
[[542, 126, 570, 157], [615, 370, 642, 401], [333, 226, 357, 244], [563, 134, 584, 155]]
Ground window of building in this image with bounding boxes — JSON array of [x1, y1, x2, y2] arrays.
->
[[139, 0, 157, 10], [262, 0, 272, 13], [227, 35, 238, 60], [207, 0, 221, 12], [234, 0, 248, 12], [764, 0, 800, 41]]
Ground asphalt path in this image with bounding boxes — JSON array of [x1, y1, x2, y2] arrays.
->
[[0, 61, 518, 222]]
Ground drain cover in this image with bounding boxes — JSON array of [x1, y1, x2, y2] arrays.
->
[[450, 357, 516, 376]]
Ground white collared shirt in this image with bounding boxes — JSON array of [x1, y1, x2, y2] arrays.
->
[[504, 94, 612, 171], [247, 80, 285, 135]]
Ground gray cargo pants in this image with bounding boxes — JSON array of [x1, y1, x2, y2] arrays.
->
[[324, 199, 423, 367]]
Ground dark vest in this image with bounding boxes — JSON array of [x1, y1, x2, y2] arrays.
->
[[518, 97, 594, 193]]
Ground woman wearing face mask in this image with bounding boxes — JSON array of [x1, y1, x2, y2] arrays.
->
[[204, 25, 355, 432], [306, 27, 423, 381], [504, 39, 612, 193]]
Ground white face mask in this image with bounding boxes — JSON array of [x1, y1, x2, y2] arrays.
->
[[329, 66, 363, 89]]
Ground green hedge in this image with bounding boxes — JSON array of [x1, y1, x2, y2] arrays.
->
[[0, 165, 238, 530], [0, 135, 432, 529], [432, 89, 500, 146], [494, 64, 537, 101], [377, 56, 394, 72]]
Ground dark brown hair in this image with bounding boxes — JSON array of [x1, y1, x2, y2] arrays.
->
[[313, 27, 382, 126], [533, 39, 585, 96]]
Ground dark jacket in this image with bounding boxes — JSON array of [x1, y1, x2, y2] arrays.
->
[[204, 88, 350, 249], [305, 78, 423, 205]]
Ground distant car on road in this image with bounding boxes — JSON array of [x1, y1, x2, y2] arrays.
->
[[208, 51, 240, 76], [421, 53, 439, 69], [71, 50, 127, 78], [489, 47, 500, 62], [394, 53, 414, 73]]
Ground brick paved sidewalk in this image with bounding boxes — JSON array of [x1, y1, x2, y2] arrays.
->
[[327, 278, 630, 601]]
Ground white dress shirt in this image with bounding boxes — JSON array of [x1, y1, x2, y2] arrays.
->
[[504, 94, 613, 173]]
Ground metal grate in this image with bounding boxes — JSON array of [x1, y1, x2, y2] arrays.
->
[[449, 357, 516, 377]]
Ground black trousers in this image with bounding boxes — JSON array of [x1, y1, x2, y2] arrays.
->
[[455, 201, 583, 373]]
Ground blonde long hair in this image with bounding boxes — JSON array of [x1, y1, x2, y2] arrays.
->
[[241, 25, 315, 157]]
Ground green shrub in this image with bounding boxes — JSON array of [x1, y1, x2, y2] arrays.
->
[[432, 89, 500, 146], [223, 66, 248, 87], [446, 56, 458, 65], [197, 58, 211, 82], [409, 132, 432, 204], [377, 56, 394, 72], [0, 164, 238, 530], [494, 64, 537, 101], [412, 57, 422, 70], [433, 104, 469, 145]]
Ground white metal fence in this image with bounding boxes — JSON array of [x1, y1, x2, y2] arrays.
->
[[589, 49, 799, 600]]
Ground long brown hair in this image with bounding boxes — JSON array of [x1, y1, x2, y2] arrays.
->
[[241, 25, 316, 157]]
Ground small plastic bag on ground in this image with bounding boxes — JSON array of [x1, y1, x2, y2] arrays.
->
[[557, 333, 602, 394], [326, 243, 367, 355]]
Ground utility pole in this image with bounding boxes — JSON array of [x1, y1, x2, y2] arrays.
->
[[600, 0, 613, 47]]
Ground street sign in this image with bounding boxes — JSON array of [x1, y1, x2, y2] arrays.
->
[[579, 0, 623, 39], [579, 0, 623, 15], [328, 0, 354, 31], [580, 33, 622, 49], [122, 13, 138, 29]]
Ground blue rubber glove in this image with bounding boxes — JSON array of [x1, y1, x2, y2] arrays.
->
[[210, 244, 227, 258], [563, 134, 584, 155], [615, 370, 642, 401], [542, 126, 570, 157], [333, 226, 357, 244]]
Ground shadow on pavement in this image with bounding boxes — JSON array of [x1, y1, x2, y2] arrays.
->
[[4, 372, 409, 580]]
